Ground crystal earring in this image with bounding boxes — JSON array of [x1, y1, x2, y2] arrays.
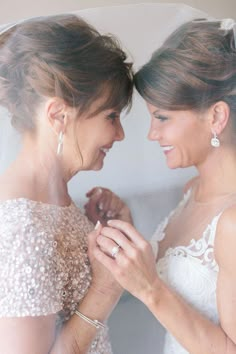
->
[[57, 131, 64, 155], [211, 131, 220, 148]]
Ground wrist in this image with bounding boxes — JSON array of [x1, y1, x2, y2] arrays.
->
[[90, 281, 123, 299], [142, 277, 163, 309], [78, 284, 121, 323]]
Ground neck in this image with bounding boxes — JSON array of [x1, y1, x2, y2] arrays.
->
[[195, 146, 236, 201], [5, 136, 71, 206]]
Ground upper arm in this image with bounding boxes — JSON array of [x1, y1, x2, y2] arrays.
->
[[215, 207, 236, 344], [0, 205, 63, 352], [0, 315, 56, 354]]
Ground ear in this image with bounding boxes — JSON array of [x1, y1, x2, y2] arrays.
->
[[46, 98, 69, 134], [210, 101, 230, 135]]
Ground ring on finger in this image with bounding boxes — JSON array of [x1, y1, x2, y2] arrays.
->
[[111, 245, 121, 258]]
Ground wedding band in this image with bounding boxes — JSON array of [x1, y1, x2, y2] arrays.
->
[[111, 245, 121, 258]]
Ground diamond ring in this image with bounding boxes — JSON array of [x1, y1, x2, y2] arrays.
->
[[111, 245, 121, 258]]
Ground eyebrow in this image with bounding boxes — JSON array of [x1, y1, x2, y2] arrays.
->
[[153, 109, 161, 115]]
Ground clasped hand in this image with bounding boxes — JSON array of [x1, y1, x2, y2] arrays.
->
[[89, 219, 160, 305], [85, 187, 133, 226]]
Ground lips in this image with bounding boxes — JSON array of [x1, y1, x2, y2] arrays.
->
[[100, 148, 110, 154], [161, 145, 174, 152], [100, 144, 113, 155]]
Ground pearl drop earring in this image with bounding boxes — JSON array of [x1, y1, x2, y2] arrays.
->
[[211, 131, 220, 148]]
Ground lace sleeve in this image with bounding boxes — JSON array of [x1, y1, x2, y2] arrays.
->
[[0, 201, 63, 317]]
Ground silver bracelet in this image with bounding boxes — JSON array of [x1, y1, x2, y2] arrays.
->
[[75, 310, 107, 330]]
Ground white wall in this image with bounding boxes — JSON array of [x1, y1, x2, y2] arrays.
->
[[0, 0, 235, 24]]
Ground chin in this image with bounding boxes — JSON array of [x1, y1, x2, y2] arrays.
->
[[91, 161, 104, 171], [166, 161, 180, 169]]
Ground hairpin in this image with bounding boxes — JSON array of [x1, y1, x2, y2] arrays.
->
[[220, 18, 236, 48], [0, 18, 28, 36], [0, 22, 17, 36]]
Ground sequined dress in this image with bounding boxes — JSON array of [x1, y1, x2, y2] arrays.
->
[[0, 198, 112, 353], [151, 188, 236, 354]]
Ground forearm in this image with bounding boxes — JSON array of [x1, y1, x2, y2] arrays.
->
[[50, 286, 120, 354], [145, 279, 236, 354]]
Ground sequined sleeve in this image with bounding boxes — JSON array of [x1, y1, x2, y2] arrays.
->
[[0, 201, 63, 317]]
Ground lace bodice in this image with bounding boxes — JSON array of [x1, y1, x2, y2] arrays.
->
[[151, 188, 236, 354], [0, 198, 112, 354]]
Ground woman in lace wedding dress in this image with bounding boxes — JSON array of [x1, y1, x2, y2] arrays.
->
[[88, 19, 236, 353], [0, 14, 133, 354]]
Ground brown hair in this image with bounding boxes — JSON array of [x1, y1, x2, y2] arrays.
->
[[0, 14, 133, 131], [134, 19, 236, 115]]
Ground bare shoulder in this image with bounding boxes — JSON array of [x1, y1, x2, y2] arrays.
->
[[183, 175, 199, 193], [0, 173, 33, 202], [215, 205, 236, 271]]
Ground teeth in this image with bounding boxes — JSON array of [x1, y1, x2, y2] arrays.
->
[[100, 148, 110, 153], [162, 146, 173, 152]]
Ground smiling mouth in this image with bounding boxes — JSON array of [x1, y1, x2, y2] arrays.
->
[[161, 145, 174, 152], [100, 147, 110, 154]]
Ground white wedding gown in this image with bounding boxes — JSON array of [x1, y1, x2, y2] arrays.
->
[[151, 187, 236, 354]]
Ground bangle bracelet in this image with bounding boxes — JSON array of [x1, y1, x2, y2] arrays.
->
[[75, 310, 107, 330]]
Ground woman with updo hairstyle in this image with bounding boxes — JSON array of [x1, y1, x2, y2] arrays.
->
[[86, 19, 236, 353], [0, 14, 133, 354]]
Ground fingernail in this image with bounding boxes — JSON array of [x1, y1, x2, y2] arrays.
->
[[107, 220, 113, 225], [96, 188, 102, 195], [106, 210, 113, 218], [95, 220, 101, 230]]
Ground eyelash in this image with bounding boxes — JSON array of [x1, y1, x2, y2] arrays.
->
[[107, 112, 119, 122], [154, 115, 168, 122]]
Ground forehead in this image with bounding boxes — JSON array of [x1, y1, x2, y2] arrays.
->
[[145, 101, 205, 124], [146, 102, 159, 113]]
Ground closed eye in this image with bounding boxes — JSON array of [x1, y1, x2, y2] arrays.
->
[[107, 111, 120, 123], [154, 114, 169, 122]]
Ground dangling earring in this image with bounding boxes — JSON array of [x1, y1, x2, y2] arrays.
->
[[57, 131, 64, 155], [211, 131, 220, 148]]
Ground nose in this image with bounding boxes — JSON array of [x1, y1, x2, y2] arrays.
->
[[115, 119, 125, 141], [147, 118, 160, 141]]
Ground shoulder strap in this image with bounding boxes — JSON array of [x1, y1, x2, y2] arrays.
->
[[208, 211, 223, 246]]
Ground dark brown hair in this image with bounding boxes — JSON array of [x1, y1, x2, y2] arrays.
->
[[0, 14, 133, 131], [134, 20, 236, 115]]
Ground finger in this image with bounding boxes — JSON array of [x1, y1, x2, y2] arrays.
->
[[86, 187, 101, 197], [98, 227, 134, 253], [85, 202, 101, 223], [109, 196, 121, 211], [106, 210, 116, 218], [86, 187, 103, 199], [87, 221, 103, 256], [94, 243, 127, 272], [97, 192, 112, 212], [103, 196, 124, 218], [107, 220, 145, 246], [96, 235, 120, 257], [104, 190, 118, 211], [93, 245, 117, 270], [86, 187, 97, 197]]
